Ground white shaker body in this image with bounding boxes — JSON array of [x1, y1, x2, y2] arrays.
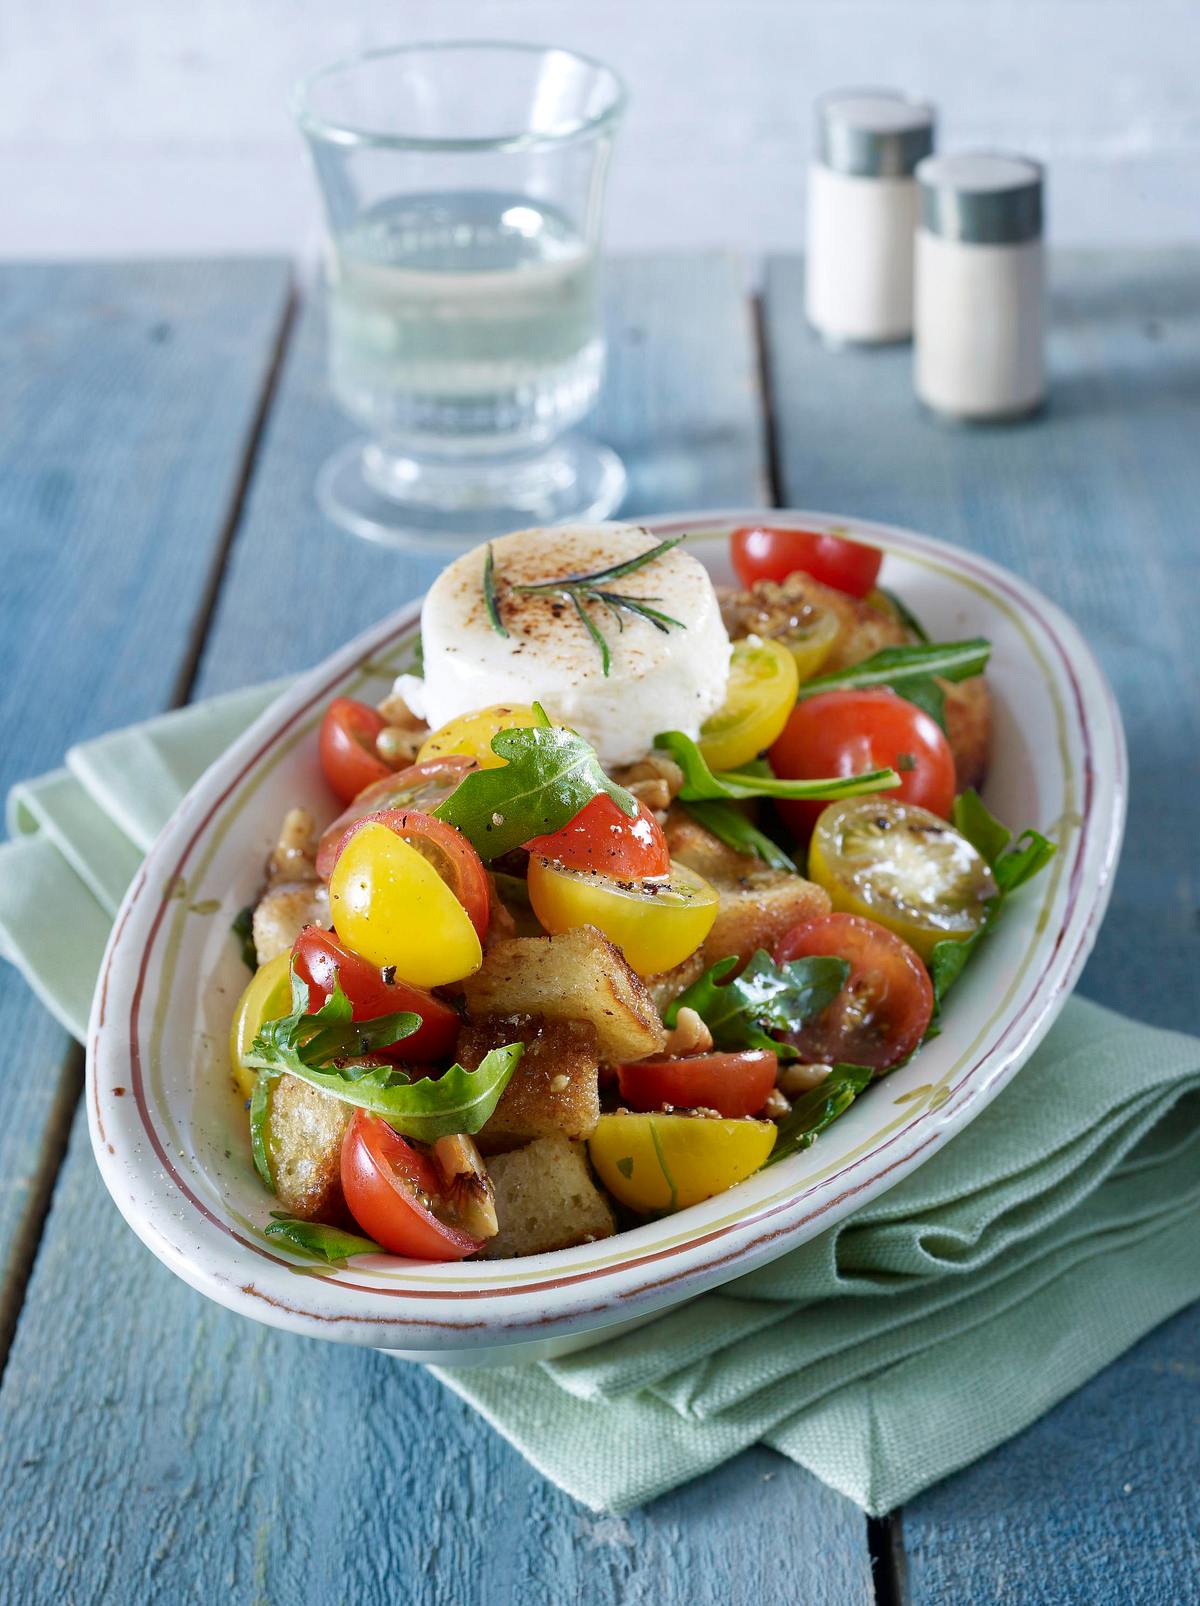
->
[[806, 163, 920, 343], [914, 232, 1044, 419]]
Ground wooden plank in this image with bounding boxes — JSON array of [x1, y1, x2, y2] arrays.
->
[[898, 1302, 1200, 1605], [763, 248, 1200, 1592], [0, 260, 290, 1342], [0, 256, 874, 1604]]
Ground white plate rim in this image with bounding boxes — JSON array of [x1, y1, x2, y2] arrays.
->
[[86, 509, 1127, 1352]]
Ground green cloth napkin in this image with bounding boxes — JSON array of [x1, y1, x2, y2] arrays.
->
[[2, 687, 1198, 1515]]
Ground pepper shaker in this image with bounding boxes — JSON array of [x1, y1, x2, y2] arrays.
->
[[913, 153, 1045, 421], [806, 90, 936, 345]]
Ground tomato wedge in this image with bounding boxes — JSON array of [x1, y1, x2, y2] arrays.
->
[[340, 1111, 482, 1260], [316, 757, 476, 879], [770, 688, 956, 837], [774, 912, 932, 1072], [291, 927, 459, 1062], [328, 808, 490, 943], [319, 698, 392, 805], [697, 637, 800, 772], [617, 1050, 777, 1118], [731, 526, 883, 598], [524, 794, 670, 881], [526, 856, 719, 976]]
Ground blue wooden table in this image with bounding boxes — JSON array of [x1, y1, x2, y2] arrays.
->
[[1, 251, 1197, 1604]]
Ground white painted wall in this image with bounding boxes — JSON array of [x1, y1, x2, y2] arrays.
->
[[3, 0, 1198, 260]]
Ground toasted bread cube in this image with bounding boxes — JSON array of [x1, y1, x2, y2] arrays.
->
[[645, 950, 708, 1016], [458, 1014, 601, 1153], [942, 675, 992, 792], [460, 928, 666, 1063], [252, 881, 330, 965], [703, 872, 831, 967], [266, 1073, 351, 1223], [720, 570, 907, 674], [665, 808, 764, 883], [666, 810, 832, 967], [479, 1137, 616, 1259]]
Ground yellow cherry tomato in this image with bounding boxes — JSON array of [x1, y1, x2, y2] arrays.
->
[[228, 950, 292, 1101], [588, 1113, 776, 1214], [329, 821, 482, 986], [417, 704, 544, 770], [526, 856, 718, 976], [783, 603, 841, 682], [698, 637, 800, 772], [808, 797, 997, 961]]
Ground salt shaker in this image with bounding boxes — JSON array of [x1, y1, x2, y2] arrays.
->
[[913, 153, 1045, 421], [806, 90, 936, 345]]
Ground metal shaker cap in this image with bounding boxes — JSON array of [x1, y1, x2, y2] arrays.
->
[[917, 152, 1043, 244], [816, 90, 935, 178]]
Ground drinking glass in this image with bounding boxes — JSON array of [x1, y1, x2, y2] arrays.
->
[[293, 42, 627, 549]]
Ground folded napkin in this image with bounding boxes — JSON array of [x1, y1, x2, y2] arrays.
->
[[3, 686, 1198, 1515]]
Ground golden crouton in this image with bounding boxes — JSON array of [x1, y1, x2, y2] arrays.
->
[[266, 1073, 351, 1223], [720, 570, 906, 673], [457, 1014, 601, 1153], [645, 949, 708, 1016], [460, 928, 667, 1063], [704, 872, 831, 967], [479, 1136, 616, 1259], [942, 675, 992, 792], [665, 808, 765, 883], [665, 809, 830, 965], [252, 881, 330, 965]]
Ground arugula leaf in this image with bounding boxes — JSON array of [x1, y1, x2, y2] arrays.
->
[[252, 969, 422, 1074], [875, 587, 930, 643], [952, 787, 1013, 866], [767, 1064, 873, 1166], [265, 1215, 382, 1264], [245, 967, 523, 1153], [798, 638, 991, 696], [795, 639, 991, 730], [665, 949, 850, 1060], [929, 791, 1057, 1012], [231, 905, 257, 972], [893, 676, 947, 729], [433, 723, 637, 861], [252, 1046, 523, 1144], [928, 932, 982, 1011], [680, 799, 797, 872], [249, 1069, 275, 1189], [994, 830, 1058, 894], [655, 730, 899, 805]]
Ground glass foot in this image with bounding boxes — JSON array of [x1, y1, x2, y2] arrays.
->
[[316, 435, 628, 551]]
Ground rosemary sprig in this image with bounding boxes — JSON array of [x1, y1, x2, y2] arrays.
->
[[482, 543, 508, 639], [483, 535, 688, 676]]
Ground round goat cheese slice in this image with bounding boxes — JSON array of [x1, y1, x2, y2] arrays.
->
[[409, 524, 732, 769]]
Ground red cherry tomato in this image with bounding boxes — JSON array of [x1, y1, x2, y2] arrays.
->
[[291, 927, 458, 1062], [315, 757, 476, 880], [769, 688, 956, 837], [340, 1110, 482, 1260], [319, 698, 391, 805], [524, 794, 671, 882], [774, 912, 932, 1072], [731, 526, 883, 598], [329, 808, 491, 943], [617, 1050, 777, 1118]]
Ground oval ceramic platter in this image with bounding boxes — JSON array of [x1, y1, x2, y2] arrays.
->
[[88, 511, 1126, 1366]]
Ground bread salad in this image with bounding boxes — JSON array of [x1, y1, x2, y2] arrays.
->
[[231, 523, 1054, 1264]]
